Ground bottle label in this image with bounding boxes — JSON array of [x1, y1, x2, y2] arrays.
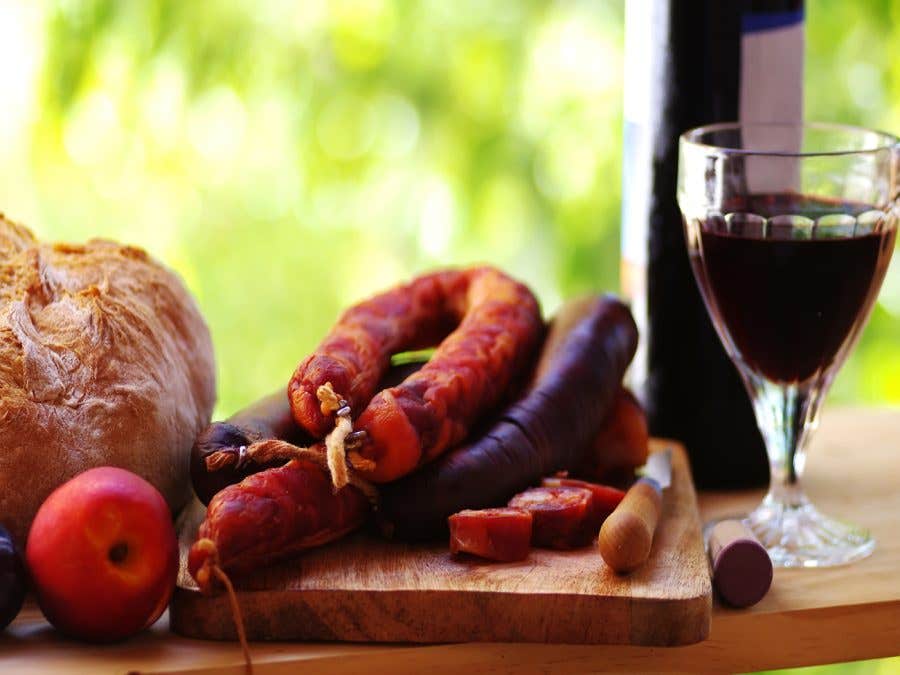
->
[[740, 7, 805, 193], [739, 8, 805, 126]]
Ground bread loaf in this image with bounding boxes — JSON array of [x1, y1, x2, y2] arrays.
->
[[0, 217, 215, 544]]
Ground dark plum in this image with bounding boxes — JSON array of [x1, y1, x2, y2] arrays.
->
[[0, 524, 26, 630]]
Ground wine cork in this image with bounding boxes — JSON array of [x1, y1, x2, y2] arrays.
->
[[709, 520, 773, 608]]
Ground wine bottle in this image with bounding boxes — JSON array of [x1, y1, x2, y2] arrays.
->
[[621, 0, 805, 488]]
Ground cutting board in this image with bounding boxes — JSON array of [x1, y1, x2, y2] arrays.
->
[[170, 440, 711, 646]]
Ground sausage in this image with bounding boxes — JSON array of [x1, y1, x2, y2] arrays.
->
[[355, 268, 543, 482], [187, 358, 434, 591], [448, 508, 532, 562], [573, 387, 649, 485], [377, 295, 638, 541], [288, 268, 512, 438], [529, 295, 598, 384], [191, 391, 313, 505], [508, 486, 596, 549], [540, 477, 625, 525], [188, 458, 370, 594], [191, 360, 429, 505], [289, 266, 543, 482]]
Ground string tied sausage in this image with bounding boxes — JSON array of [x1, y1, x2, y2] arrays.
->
[[204, 383, 375, 493], [289, 267, 544, 483]]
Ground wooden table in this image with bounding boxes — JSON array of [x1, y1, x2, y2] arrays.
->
[[3, 407, 899, 674]]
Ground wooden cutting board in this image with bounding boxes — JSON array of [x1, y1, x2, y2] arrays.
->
[[170, 440, 711, 646]]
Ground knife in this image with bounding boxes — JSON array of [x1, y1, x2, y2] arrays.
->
[[598, 447, 672, 573]]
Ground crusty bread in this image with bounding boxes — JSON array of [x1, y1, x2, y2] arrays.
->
[[0, 216, 215, 545]]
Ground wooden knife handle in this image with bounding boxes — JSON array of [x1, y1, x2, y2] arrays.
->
[[597, 478, 663, 573]]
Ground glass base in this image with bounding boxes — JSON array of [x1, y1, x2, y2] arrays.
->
[[707, 499, 875, 568]]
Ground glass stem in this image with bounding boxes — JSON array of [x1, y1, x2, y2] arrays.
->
[[745, 373, 821, 509], [737, 371, 874, 567]]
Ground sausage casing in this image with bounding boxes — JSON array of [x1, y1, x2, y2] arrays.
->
[[188, 458, 369, 592], [354, 267, 543, 482]]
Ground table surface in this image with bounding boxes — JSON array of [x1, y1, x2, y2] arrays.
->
[[3, 406, 899, 674]]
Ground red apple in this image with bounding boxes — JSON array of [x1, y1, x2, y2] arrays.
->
[[26, 467, 178, 642]]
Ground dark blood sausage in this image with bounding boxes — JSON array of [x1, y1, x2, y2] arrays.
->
[[508, 486, 596, 549], [188, 459, 370, 594], [448, 508, 532, 562], [377, 295, 638, 541], [191, 360, 429, 505], [288, 267, 541, 453], [191, 391, 313, 505], [541, 477, 626, 530]]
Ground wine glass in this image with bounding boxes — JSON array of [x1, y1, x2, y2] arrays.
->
[[678, 122, 899, 567]]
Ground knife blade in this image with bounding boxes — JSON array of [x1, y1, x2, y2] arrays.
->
[[598, 447, 672, 573], [641, 446, 672, 490]]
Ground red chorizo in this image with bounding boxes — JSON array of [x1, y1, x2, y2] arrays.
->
[[192, 267, 541, 589], [353, 268, 543, 482], [508, 486, 596, 549], [540, 477, 626, 529], [288, 267, 542, 483], [288, 269, 469, 438], [449, 508, 532, 562], [188, 458, 369, 593]]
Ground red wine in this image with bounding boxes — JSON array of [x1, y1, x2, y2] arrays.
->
[[622, 1, 804, 488], [692, 195, 895, 384]]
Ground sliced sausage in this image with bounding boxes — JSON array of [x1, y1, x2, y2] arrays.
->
[[508, 486, 596, 549], [449, 508, 532, 562]]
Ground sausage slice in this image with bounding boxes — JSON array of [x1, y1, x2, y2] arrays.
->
[[448, 508, 532, 562]]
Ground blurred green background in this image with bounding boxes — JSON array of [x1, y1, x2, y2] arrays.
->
[[2, 1, 898, 672], [5, 0, 900, 418]]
